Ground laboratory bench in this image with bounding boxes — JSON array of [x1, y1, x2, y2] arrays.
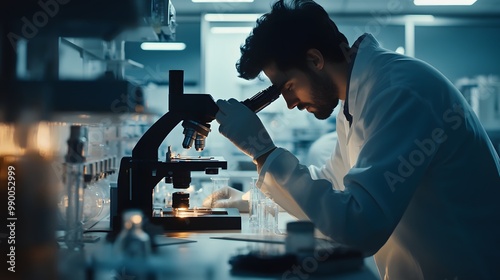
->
[[61, 212, 380, 280]]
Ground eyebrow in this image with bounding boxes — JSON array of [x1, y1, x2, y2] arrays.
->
[[274, 74, 290, 93], [275, 81, 287, 93]]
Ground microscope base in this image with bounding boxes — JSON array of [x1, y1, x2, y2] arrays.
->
[[151, 207, 241, 231]]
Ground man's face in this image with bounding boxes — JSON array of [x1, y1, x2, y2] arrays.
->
[[263, 62, 340, 120]]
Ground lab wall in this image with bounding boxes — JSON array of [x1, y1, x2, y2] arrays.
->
[[416, 26, 500, 151], [415, 26, 500, 84], [416, 25, 500, 151], [334, 23, 500, 84], [338, 24, 405, 52]]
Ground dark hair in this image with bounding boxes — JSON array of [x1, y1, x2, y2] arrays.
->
[[236, 0, 350, 80]]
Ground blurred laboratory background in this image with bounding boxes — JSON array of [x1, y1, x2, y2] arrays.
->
[[1, 0, 500, 218], [0, 0, 499, 278], [2, 0, 500, 233]]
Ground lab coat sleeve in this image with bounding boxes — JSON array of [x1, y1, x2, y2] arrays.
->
[[308, 137, 345, 190], [258, 86, 443, 254]]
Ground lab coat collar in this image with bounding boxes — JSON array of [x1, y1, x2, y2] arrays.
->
[[343, 33, 381, 127]]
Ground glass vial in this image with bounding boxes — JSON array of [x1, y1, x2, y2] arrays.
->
[[249, 177, 262, 229], [64, 125, 86, 251]]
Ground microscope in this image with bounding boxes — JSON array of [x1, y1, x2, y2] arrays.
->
[[114, 70, 281, 231]]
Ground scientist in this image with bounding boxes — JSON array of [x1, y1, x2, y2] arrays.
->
[[212, 0, 500, 279]]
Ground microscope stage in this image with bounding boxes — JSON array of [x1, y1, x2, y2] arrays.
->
[[151, 207, 241, 231]]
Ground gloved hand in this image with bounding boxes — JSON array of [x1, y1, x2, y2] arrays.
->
[[216, 98, 276, 162], [202, 186, 249, 213]]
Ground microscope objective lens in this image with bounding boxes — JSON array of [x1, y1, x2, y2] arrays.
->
[[172, 192, 190, 209]]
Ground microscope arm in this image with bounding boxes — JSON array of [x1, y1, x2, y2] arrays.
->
[[132, 111, 183, 160], [132, 69, 219, 161]]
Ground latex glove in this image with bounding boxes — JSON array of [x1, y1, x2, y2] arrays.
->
[[216, 98, 276, 162], [202, 186, 249, 213]]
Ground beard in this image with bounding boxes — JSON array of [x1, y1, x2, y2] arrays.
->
[[305, 69, 340, 120]]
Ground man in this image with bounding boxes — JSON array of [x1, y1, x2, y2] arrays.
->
[[214, 0, 500, 279]]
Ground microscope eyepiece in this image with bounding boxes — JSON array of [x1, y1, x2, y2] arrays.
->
[[241, 84, 282, 113]]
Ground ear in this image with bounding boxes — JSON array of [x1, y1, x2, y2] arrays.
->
[[305, 49, 324, 71]]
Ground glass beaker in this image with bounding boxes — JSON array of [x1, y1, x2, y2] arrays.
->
[[248, 176, 280, 235], [259, 197, 279, 235], [249, 177, 262, 230]]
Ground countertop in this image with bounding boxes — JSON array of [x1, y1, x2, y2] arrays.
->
[[62, 212, 380, 280]]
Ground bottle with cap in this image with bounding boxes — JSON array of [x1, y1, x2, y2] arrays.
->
[[114, 209, 152, 258], [113, 210, 153, 279]]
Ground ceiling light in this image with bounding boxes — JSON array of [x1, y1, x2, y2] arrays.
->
[[192, 0, 254, 3], [210, 27, 253, 34], [140, 42, 186, 51], [204, 13, 262, 22], [414, 0, 477, 6]]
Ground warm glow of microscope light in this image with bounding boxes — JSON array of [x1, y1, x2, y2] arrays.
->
[[168, 232, 191, 239], [173, 208, 191, 218]]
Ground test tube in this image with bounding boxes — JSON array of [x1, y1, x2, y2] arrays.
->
[[259, 197, 279, 235], [249, 177, 262, 231], [64, 125, 86, 251]]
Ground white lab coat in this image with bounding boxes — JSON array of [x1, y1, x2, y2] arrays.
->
[[305, 131, 338, 167], [257, 34, 500, 279]]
